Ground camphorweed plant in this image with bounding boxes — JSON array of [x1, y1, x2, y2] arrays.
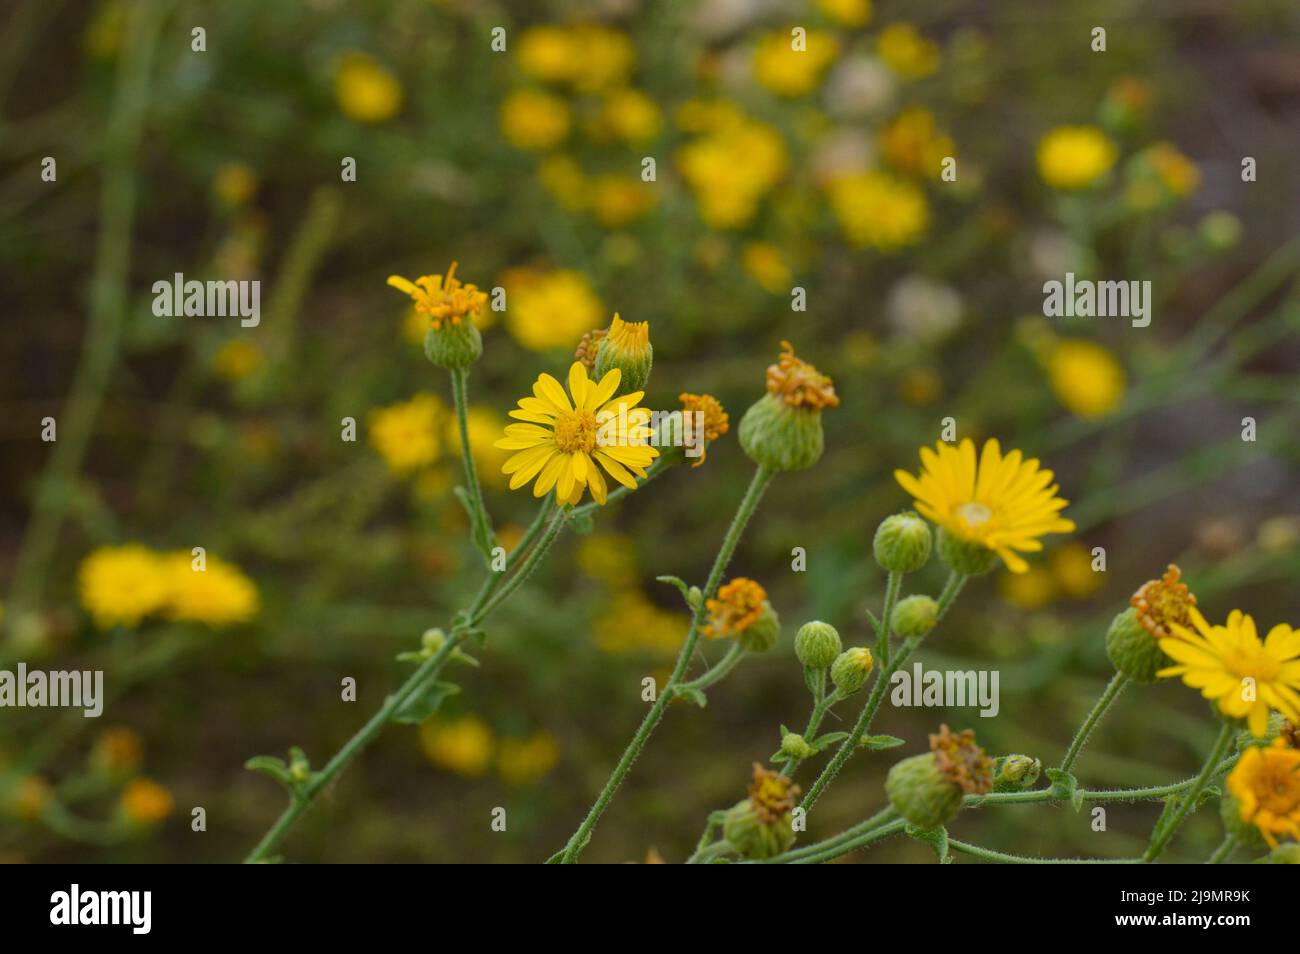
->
[[243, 266, 1300, 865]]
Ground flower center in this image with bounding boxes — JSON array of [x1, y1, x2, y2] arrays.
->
[[957, 501, 993, 526], [1224, 646, 1280, 683], [553, 408, 597, 454]]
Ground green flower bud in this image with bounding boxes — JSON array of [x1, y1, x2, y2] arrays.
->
[[737, 342, 839, 473], [721, 764, 800, 860], [780, 732, 815, 761], [424, 322, 482, 370], [992, 754, 1041, 792], [891, 595, 939, 641], [830, 646, 874, 695], [593, 314, 652, 393], [936, 527, 1000, 576], [1220, 792, 1269, 852], [1199, 211, 1242, 251], [886, 753, 963, 830], [1105, 606, 1169, 684], [874, 512, 933, 573], [288, 746, 311, 784], [794, 620, 842, 670], [737, 600, 781, 653]]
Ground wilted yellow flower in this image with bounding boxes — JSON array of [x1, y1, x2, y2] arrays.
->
[[162, 552, 259, 626], [895, 438, 1076, 574], [212, 339, 263, 381], [120, 778, 173, 824], [1226, 739, 1300, 848], [500, 87, 571, 151], [213, 162, 257, 206], [677, 113, 787, 229], [877, 23, 940, 79], [588, 174, 656, 227], [817, 0, 873, 27], [742, 242, 792, 294], [702, 578, 768, 639], [387, 263, 490, 331], [502, 268, 603, 351], [369, 393, 443, 475], [78, 544, 170, 629], [826, 170, 929, 250], [878, 107, 954, 178], [1037, 125, 1117, 190], [497, 732, 560, 786], [753, 29, 839, 97], [1045, 339, 1125, 419], [1159, 609, 1300, 737], [420, 716, 494, 777], [590, 88, 662, 144], [446, 405, 511, 489], [593, 589, 686, 655], [1051, 541, 1103, 598], [679, 392, 730, 467], [495, 363, 658, 506], [334, 51, 402, 123]]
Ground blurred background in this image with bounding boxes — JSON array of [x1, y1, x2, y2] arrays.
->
[[1, 0, 1299, 863]]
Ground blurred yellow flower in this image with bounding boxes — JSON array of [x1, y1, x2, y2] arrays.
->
[[843, 330, 879, 368], [500, 87, 571, 151], [827, 170, 929, 250], [898, 367, 942, 406], [503, 268, 604, 351], [515, 24, 634, 92], [1125, 142, 1200, 210], [677, 113, 787, 229], [578, 533, 640, 585], [538, 155, 588, 211], [212, 339, 263, 381], [446, 405, 511, 489], [590, 88, 662, 144], [878, 107, 954, 179], [515, 25, 575, 83], [1036, 125, 1117, 190], [588, 174, 656, 227], [334, 51, 402, 123], [120, 778, 174, 824], [92, 727, 143, 775], [593, 590, 686, 655], [420, 716, 494, 777], [497, 732, 560, 786], [1051, 541, 1103, 598], [5, 775, 51, 821], [1226, 739, 1300, 847], [741, 242, 792, 294], [1045, 339, 1125, 419], [213, 162, 257, 206], [78, 544, 170, 629], [83, 0, 125, 61], [818, 0, 873, 27], [877, 23, 940, 79], [998, 565, 1057, 610], [753, 29, 839, 98], [162, 552, 259, 627], [369, 393, 443, 475]]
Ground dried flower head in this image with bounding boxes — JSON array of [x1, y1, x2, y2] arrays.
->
[[929, 724, 993, 795], [574, 327, 607, 370], [703, 577, 768, 638], [746, 763, 800, 824], [679, 392, 729, 466], [1283, 720, 1300, 750], [1131, 564, 1197, 641], [765, 341, 840, 410]]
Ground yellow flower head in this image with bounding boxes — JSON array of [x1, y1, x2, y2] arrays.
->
[[495, 362, 658, 506], [162, 552, 259, 627], [753, 29, 839, 98], [500, 87, 571, 151], [569, 25, 636, 93], [894, 438, 1076, 574], [213, 339, 264, 381], [742, 242, 792, 294], [593, 589, 687, 655], [515, 25, 577, 84], [676, 114, 787, 229], [877, 23, 941, 79], [496, 732, 560, 787], [1045, 339, 1125, 419], [78, 544, 170, 629], [747, 763, 800, 823], [590, 88, 662, 144], [1036, 125, 1117, 190], [679, 392, 729, 467], [1226, 739, 1300, 847], [503, 268, 604, 351], [878, 107, 955, 179], [334, 51, 402, 123], [92, 726, 144, 775], [369, 393, 443, 475], [1131, 564, 1197, 641], [817, 0, 873, 28], [387, 262, 488, 332], [703, 577, 768, 639], [420, 715, 493, 777], [120, 778, 174, 824], [6, 775, 51, 821], [1159, 610, 1300, 737], [588, 174, 656, 227], [827, 170, 929, 250], [765, 341, 840, 410]]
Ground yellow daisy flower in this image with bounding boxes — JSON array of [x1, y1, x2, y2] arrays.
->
[[1158, 609, 1300, 737], [1225, 738, 1300, 847], [386, 262, 488, 331], [495, 363, 658, 506], [162, 552, 260, 627], [894, 438, 1076, 574], [77, 544, 170, 629]]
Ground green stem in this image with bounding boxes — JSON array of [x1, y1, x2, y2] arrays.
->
[[557, 466, 774, 863], [1142, 722, 1234, 863], [1207, 835, 1236, 865], [678, 643, 746, 693], [875, 571, 902, 666], [475, 507, 568, 621], [569, 457, 669, 520], [949, 840, 1142, 864], [780, 683, 840, 778], [965, 754, 1240, 807], [450, 365, 494, 557], [1058, 672, 1129, 775], [801, 572, 967, 812], [765, 814, 905, 865]]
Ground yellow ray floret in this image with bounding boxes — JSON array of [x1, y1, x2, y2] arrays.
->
[[894, 437, 1075, 573], [1158, 609, 1300, 737], [495, 362, 658, 506]]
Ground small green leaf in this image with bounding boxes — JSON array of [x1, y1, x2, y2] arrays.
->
[[769, 751, 790, 764], [859, 734, 905, 750], [391, 680, 461, 725], [675, 686, 708, 708], [811, 731, 851, 750], [244, 755, 292, 787], [1045, 768, 1079, 807], [906, 824, 948, 862], [656, 575, 696, 610]]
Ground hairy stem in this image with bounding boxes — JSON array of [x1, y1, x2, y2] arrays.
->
[[1059, 672, 1128, 775], [1142, 722, 1234, 863], [450, 365, 494, 557]]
